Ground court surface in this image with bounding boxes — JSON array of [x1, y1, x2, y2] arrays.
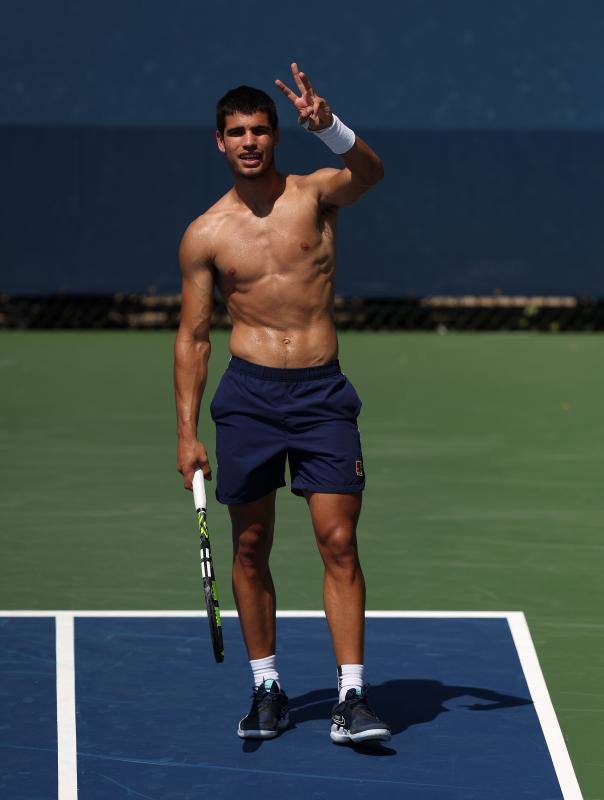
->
[[1, 331, 602, 797], [0, 610, 582, 799]]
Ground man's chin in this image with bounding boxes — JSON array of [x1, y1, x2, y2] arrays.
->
[[238, 169, 264, 180], [232, 154, 273, 179], [236, 164, 267, 179]]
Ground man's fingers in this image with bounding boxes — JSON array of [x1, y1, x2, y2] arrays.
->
[[290, 62, 306, 95], [181, 461, 211, 491], [298, 71, 314, 96], [183, 470, 194, 491], [274, 78, 298, 104], [183, 469, 211, 490], [275, 65, 316, 113]]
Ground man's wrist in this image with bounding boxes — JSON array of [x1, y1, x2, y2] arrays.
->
[[299, 112, 333, 132], [177, 425, 198, 440], [300, 113, 356, 155]]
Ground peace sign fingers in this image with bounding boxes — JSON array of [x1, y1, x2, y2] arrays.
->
[[275, 62, 332, 131], [291, 62, 315, 98], [274, 77, 298, 104], [275, 63, 315, 107]]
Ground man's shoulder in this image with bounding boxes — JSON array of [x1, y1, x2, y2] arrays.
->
[[179, 197, 233, 271], [293, 167, 340, 191], [182, 194, 234, 243]]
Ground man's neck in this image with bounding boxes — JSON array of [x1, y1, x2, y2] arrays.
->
[[231, 167, 286, 217]]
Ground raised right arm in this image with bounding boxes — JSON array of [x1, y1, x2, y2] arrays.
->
[[174, 218, 215, 490]]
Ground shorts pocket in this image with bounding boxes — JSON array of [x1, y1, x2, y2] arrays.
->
[[344, 376, 363, 417], [209, 374, 227, 420]]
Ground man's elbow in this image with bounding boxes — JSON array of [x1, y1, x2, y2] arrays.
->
[[357, 159, 384, 189], [174, 327, 211, 358], [372, 158, 385, 184]]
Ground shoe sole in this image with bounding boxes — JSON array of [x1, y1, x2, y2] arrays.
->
[[330, 724, 391, 744], [237, 713, 290, 739]]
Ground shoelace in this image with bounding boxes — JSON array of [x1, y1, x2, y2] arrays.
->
[[344, 683, 375, 712], [347, 694, 369, 709], [345, 682, 370, 703], [251, 685, 281, 710]]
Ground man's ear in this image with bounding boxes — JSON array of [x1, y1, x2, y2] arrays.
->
[[215, 130, 225, 153]]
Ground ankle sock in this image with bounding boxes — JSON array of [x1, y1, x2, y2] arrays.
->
[[250, 654, 280, 689], [338, 663, 364, 702]]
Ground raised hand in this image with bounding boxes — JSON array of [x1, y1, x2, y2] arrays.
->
[[275, 63, 333, 131]]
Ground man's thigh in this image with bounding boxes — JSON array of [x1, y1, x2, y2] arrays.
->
[[288, 373, 365, 497], [211, 368, 287, 505]]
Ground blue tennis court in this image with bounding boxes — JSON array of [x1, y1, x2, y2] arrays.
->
[[0, 612, 581, 799]]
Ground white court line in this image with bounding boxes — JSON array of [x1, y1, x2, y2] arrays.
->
[[0, 609, 582, 799], [0, 608, 514, 618], [508, 612, 583, 800], [55, 612, 78, 800]]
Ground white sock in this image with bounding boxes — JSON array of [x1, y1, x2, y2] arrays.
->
[[338, 663, 364, 702], [250, 654, 280, 689]]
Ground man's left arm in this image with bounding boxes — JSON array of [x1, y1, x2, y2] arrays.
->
[[275, 62, 384, 207], [310, 138, 384, 207]]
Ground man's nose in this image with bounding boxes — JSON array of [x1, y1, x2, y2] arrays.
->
[[243, 133, 257, 147]]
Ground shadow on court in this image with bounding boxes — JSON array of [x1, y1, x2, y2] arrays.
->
[[244, 679, 532, 755]]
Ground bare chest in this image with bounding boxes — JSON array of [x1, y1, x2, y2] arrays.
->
[[213, 194, 336, 288]]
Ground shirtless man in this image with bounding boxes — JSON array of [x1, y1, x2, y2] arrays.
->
[[174, 63, 390, 745]]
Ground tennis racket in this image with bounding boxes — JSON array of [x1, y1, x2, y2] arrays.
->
[[192, 468, 224, 662]]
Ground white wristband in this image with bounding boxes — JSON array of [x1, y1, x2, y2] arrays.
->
[[300, 113, 356, 155]]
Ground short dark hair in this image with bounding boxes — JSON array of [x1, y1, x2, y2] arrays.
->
[[216, 85, 278, 135]]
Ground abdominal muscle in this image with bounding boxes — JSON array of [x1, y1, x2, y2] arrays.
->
[[213, 177, 340, 369], [229, 316, 338, 369], [224, 274, 339, 369]]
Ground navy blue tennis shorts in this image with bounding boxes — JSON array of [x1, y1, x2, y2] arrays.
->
[[210, 356, 365, 505]]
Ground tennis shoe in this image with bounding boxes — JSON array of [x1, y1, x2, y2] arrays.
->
[[330, 687, 391, 744], [237, 679, 290, 739]]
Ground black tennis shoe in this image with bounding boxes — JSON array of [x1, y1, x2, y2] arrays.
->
[[330, 687, 391, 744], [237, 679, 290, 739]]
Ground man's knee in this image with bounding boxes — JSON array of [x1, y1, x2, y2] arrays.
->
[[234, 522, 273, 570], [230, 491, 276, 572], [316, 523, 359, 571]]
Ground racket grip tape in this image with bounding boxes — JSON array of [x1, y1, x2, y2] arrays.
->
[[192, 468, 207, 512]]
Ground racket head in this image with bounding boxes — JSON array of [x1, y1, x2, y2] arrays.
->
[[204, 576, 224, 663]]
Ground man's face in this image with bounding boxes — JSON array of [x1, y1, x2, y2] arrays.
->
[[216, 111, 278, 178]]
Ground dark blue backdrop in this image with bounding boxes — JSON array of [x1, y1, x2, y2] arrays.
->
[[2, 1, 604, 295]]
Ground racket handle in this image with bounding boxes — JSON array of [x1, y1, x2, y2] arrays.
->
[[192, 469, 207, 512]]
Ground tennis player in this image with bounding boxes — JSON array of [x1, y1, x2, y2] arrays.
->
[[174, 63, 390, 744]]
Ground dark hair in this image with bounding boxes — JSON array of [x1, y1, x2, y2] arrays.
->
[[216, 85, 278, 135]]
